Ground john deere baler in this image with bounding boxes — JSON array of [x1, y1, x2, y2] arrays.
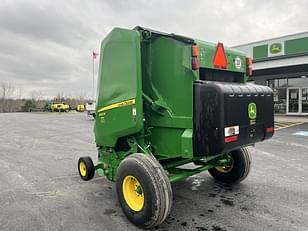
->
[[78, 27, 274, 228]]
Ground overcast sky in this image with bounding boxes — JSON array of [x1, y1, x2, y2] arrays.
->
[[1, 0, 307, 99]]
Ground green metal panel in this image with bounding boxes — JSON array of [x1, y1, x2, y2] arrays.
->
[[196, 40, 247, 73], [285, 37, 308, 54], [95, 28, 143, 147], [149, 37, 194, 116], [253, 44, 268, 60], [142, 36, 194, 158], [150, 127, 184, 158], [181, 129, 193, 158]]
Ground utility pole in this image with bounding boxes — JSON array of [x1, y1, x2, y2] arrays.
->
[[92, 56, 95, 101], [92, 51, 99, 101]]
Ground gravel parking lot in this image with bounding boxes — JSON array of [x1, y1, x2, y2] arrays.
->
[[0, 113, 307, 231]]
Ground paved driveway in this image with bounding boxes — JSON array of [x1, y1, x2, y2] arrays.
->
[[0, 113, 307, 231]]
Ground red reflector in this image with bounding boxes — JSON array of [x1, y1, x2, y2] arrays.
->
[[266, 127, 274, 133], [224, 135, 238, 143], [192, 58, 200, 70], [213, 42, 228, 69]]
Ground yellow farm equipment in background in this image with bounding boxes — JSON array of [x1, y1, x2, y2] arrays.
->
[[49, 102, 70, 112], [76, 104, 85, 112]]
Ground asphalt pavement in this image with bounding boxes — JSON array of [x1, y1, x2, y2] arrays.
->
[[0, 113, 307, 231]]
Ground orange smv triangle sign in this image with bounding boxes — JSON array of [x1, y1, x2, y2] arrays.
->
[[213, 42, 228, 69]]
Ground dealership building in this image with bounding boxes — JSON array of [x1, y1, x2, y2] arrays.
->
[[234, 31, 308, 115]]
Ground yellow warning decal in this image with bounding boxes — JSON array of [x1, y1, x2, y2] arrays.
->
[[97, 99, 135, 112]]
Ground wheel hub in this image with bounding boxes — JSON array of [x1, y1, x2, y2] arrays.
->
[[122, 176, 144, 212], [215, 155, 234, 173], [79, 161, 87, 177]]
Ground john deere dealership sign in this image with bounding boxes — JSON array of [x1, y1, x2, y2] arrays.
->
[[270, 43, 282, 54], [268, 41, 284, 57]]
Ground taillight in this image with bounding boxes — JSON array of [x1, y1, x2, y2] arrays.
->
[[191, 44, 200, 70], [266, 127, 274, 133], [192, 57, 200, 70], [224, 135, 238, 143], [246, 57, 253, 77], [191, 45, 200, 57]]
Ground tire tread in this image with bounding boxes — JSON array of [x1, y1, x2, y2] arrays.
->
[[116, 153, 172, 228], [208, 147, 252, 184]]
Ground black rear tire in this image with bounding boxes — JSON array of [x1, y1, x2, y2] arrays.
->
[[208, 147, 251, 184], [78, 157, 95, 181], [116, 153, 172, 229]]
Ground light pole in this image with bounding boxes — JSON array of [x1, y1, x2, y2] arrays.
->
[[92, 51, 99, 101]]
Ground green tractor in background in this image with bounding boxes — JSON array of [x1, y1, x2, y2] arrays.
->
[[78, 27, 274, 228]]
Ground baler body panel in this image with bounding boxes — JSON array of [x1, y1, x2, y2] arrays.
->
[[95, 28, 144, 147], [141, 36, 194, 158], [195, 40, 247, 78]]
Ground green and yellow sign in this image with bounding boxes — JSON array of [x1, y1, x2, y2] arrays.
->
[[270, 43, 282, 54], [248, 102, 257, 120]]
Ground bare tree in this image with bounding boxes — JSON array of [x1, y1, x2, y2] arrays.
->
[[78, 92, 87, 105], [0, 82, 6, 112], [0, 82, 17, 112], [7, 83, 16, 98], [55, 91, 64, 102], [15, 87, 23, 100], [31, 90, 43, 102]]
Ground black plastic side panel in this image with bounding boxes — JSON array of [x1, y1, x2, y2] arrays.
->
[[193, 81, 274, 156]]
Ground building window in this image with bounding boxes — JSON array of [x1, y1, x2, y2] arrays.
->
[[287, 77, 308, 87], [279, 78, 287, 88], [267, 78, 287, 113], [266, 76, 308, 114]]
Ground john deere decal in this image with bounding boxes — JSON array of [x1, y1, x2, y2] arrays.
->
[[270, 43, 282, 54], [248, 102, 257, 120]]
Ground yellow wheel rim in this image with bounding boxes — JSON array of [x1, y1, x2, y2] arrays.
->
[[79, 161, 87, 177], [216, 159, 234, 173], [122, 176, 144, 212]]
